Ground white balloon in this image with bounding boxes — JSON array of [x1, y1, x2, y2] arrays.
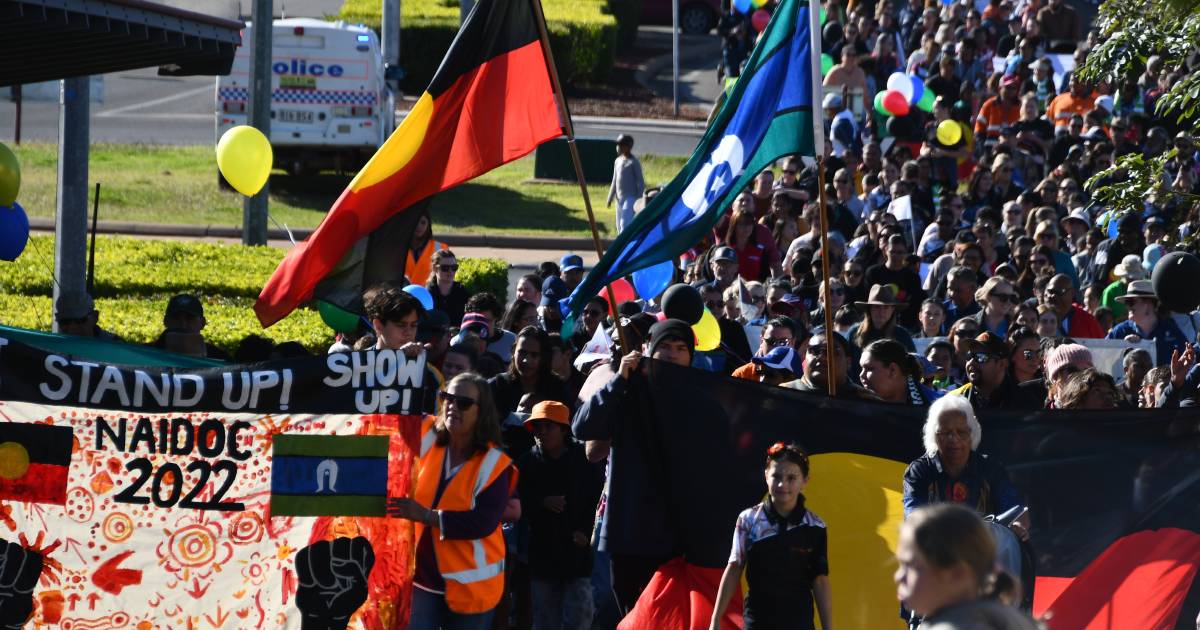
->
[[887, 72, 914, 101]]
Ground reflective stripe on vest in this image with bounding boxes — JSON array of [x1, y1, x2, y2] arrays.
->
[[442, 538, 505, 584], [420, 426, 437, 457], [470, 448, 504, 509]]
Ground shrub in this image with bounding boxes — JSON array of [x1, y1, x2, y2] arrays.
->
[[339, 0, 617, 91], [0, 236, 509, 355]]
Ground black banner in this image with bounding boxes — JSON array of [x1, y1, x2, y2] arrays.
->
[[0, 336, 434, 415]]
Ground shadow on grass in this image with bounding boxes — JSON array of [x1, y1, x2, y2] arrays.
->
[[430, 182, 599, 234], [268, 173, 353, 213]]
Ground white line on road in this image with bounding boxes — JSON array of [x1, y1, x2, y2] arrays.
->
[[97, 84, 213, 118]]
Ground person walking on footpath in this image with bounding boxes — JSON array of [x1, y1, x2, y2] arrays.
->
[[607, 134, 645, 235]]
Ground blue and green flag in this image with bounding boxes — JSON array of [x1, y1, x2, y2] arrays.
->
[[562, 0, 820, 331], [270, 435, 389, 516]]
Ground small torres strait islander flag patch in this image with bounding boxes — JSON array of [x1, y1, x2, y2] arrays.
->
[[0, 422, 73, 505], [270, 435, 389, 517]]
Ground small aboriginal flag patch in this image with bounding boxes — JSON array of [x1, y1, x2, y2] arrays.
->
[[270, 435, 389, 517], [0, 422, 73, 505]]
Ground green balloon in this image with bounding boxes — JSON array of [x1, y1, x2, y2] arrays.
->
[[874, 91, 892, 117], [821, 53, 834, 77], [916, 88, 936, 113], [317, 300, 361, 333], [820, 7, 827, 24], [0, 143, 20, 207]]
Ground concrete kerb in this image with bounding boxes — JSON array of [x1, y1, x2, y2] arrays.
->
[[27, 217, 613, 252]]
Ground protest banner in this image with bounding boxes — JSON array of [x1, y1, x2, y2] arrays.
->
[[0, 335, 432, 629]]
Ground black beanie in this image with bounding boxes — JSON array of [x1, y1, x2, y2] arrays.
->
[[648, 318, 696, 358]]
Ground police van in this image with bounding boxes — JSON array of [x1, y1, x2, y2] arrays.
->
[[216, 18, 395, 177]]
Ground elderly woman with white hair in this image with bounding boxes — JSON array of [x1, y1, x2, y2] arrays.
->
[[901, 396, 1029, 541]]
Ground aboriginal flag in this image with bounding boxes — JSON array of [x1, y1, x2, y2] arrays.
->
[[0, 422, 72, 505], [255, 0, 562, 327], [610, 361, 1200, 629], [271, 435, 390, 516]]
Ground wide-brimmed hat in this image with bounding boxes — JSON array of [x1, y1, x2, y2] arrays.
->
[[855, 284, 904, 308], [523, 400, 572, 431], [1115, 279, 1157, 302], [1112, 254, 1147, 280]]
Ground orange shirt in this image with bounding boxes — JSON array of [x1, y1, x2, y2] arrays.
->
[[973, 97, 1021, 142], [1046, 92, 1097, 131]]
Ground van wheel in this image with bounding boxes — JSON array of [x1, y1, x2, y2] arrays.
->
[[681, 3, 716, 34], [218, 170, 234, 191]]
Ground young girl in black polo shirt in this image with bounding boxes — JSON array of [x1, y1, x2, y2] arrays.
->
[[709, 443, 834, 630]]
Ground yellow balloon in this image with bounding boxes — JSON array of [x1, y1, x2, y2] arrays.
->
[[935, 119, 962, 146], [692, 308, 721, 351], [216, 125, 273, 196], [0, 143, 20, 207]]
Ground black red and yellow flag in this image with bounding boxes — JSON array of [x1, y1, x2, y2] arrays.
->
[[611, 362, 1200, 629], [0, 422, 73, 505], [255, 0, 562, 327]]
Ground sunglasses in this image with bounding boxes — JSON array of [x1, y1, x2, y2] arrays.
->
[[969, 352, 999, 364], [991, 293, 1021, 303], [1019, 349, 1041, 360], [766, 337, 793, 347], [438, 264, 459, 272], [437, 391, 477, 411]]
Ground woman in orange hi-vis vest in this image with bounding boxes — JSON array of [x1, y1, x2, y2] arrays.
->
[[387, 372, 517, 628], [406, 209, 448, 286]]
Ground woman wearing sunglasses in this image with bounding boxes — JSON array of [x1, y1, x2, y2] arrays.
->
[[388, 372, 515, 629], [963, 277, 1019, 337], [426, 248, 469, 323], [1006, 327, 1042, 384]]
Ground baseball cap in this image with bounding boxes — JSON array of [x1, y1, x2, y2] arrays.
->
[[166, 294, 204, 318], [560, 254, 584, 273], [1001, 74, 1021, 87], [615, 133, 634, 146], [712, 246, 738, 263], [541, 276, 568, 306], [523, 400, 572, 431], [966, 331, 1008, 357], [752, 346, 803, 376]]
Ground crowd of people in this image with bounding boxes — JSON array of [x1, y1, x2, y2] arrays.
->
[[41, 0, 1200, 625]]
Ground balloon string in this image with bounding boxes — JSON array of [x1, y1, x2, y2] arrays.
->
[[26, 236, 61, 294], [267, 213, 297, 246]]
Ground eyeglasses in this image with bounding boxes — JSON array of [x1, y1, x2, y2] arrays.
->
[[969, 352, 998, 364], [438, 264, 459, 272], [936, 429, 971, 442], [766, 337, 793, 347], [437, 391, 477, 411]]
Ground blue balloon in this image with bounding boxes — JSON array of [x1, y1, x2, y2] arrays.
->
[[0, 203, 28, 262], [733, 0, 752, 14], [403, 284, 435, 311], [632, 260, 675, 301], [908, 75, 924, 105]]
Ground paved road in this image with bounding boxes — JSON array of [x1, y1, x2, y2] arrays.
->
[[637, 25, 723, 107], [0, 68, 705, 157]]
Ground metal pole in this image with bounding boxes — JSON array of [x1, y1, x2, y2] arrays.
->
[[13, 85, 21, 145], [87, 183, 100, 294], [461, 0, 476, 24], [243, 0, 272, 246], [672, 0, 680, 118], [382, 0, 400, 93], [529, 0, 631, 353], [54, 77, 90, 333]]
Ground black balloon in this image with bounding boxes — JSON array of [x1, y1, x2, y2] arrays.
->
[[661, 283, 705, 325], [1151, 251, 1200, 313]]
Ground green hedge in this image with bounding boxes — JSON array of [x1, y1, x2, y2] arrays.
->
[[0, 236, 509, 354], [339, 0, 617, 91]]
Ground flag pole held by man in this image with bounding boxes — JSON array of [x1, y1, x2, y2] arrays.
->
[[254, 0, 563, 327], [559, 0, 820, 335]]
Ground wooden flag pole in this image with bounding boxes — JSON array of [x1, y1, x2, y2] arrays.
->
[[530, 0, 632, 353], [807, 0, 836, 397]]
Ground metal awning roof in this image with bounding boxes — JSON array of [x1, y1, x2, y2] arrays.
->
[[0, 0, 243, 87]]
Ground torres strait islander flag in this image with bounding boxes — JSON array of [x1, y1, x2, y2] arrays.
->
[[561, 0, 819, 332], [255, 0, 563, 327]]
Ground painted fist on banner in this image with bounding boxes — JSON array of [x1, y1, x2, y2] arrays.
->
[[295, 536, 375, 630], [0, 538, 43, 630]]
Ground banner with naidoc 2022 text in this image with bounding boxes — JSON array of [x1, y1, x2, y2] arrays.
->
[[0, 336, 434, 629]]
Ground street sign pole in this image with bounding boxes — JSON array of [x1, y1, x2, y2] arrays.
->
[[54, 77, 90, 332], [243, 0, 272, 246], [672, 0, 680, 118]]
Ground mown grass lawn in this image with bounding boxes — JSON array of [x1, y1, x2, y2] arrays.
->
[[14, 143, 687, 237]]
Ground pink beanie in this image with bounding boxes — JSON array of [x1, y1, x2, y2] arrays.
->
[[1046, 343, 1093, 379]]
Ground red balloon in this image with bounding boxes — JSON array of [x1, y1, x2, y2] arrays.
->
[[882, 90, 910, 116], [751, 9, 770, 32], [599, 278, 637, 315]]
